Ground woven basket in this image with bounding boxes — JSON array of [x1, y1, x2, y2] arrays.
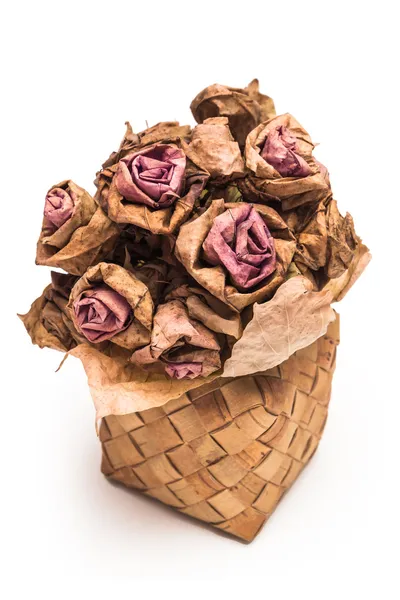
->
[[99, 316, 340, 542]]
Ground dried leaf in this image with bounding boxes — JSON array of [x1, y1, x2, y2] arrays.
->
[[69, 344, 222, 418], [222, 276, 335, 377], [323, 241, 371, 301], [191, 79, 275, 148], [182, 117, 245, 182]]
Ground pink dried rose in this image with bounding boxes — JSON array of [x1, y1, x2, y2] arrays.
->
[[68, 263, 154, 351], [44, 186, 77, 231], [175, 199, 296, 312], [131, 300, 221, 380], [242, 114, 331, 210], [115, 144, 186, 209], [73, 285, 133, 343], [260, 125, 312, 178], [36, 180, 119, 276], [202, 203, 276, 290]]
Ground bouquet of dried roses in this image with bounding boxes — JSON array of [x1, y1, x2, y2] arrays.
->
[[20, 79, 370, 542]]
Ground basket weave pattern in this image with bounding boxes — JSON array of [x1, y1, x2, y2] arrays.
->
[[100, 318, 340, 542]]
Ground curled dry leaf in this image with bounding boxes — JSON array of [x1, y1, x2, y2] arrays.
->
[[191, 79, 275, 148], [19, 272, 82, 352], [131, 299, 221, 379], [175, 199, 296, 312], [241, 114, 331, 210], [96, 121, 191, 174], [182, 117, 245, 182], [325, 200, 359, 278], [167, 284, 243, 339], [322, 241, 371, 301], [222, 276, 336, 378]]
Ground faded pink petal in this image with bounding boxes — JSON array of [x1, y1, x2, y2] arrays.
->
[[261, 125, 312, 177], [202, 204, 276, 290], [165, 362, 203, 380], [73, 284, 132, 343], [44, 187, 76, 230], [115, 144, 186, 209]]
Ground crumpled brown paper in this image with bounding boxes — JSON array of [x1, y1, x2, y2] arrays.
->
[[191, 79, 275, 148], [222, 276, 336, 377], [67, 262, 154, 352], [240, 114, 331, 211], [182, 117, 246, 183], [175, 199, 296, 312], [37, 181, 119, 276]]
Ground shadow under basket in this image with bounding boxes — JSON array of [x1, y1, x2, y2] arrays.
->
[[100, 316, 340, 542]]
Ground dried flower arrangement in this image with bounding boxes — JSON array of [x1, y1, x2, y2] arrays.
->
[[20, 79, 370, 541]]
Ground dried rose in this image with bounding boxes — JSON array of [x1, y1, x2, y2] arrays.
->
[[182, 117, 245, 182], [73, 285, 133, 343], [241, 114, 331, 211], [175, 199, 296, 312], [191, 79, 275, 148], [19, 272, 82, 352], [68, 263, 153, 351], [202, 204, 276, 290], [115, 144, 186, 209], [36, 180, 119, 276], [95, 145, 208, 235], [131, 299, 221, 379], [260, 125, 312, 177]]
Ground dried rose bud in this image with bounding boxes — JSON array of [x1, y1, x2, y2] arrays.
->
[[260, 125, 312, 178], [242, 114, 331, 211], [115, 144, 186, 209], [37, 181, 119, 276], [202, 204, 276, 290], [175, 199, 295, 312], [95, 144, 208, 236], [68, 263, 154, 351], [73, 285, 133, 343], [44, 186, 77, 231], [191, 79, 275, 148], [131, 300, 221, 380]]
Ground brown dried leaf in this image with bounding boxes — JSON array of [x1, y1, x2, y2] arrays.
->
[[323, 241, 371, 301], [191, 79, 275, 148], [222, 276, 335, 377], [182, 117, 245, 182], [69, 344, 221, 418]]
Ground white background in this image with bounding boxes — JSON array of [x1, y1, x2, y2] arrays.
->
[[1, 1, 398, 597]]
